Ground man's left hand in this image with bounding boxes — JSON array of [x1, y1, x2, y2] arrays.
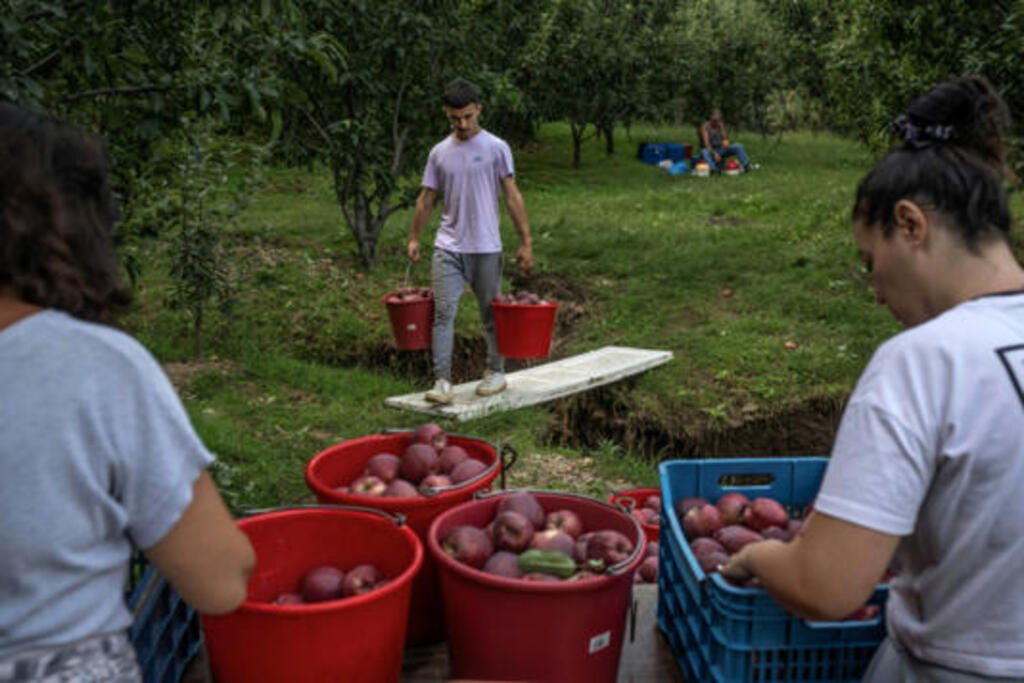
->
[[516, 243, 533, 271]]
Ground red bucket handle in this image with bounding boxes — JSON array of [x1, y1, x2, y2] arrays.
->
[[240, 504, 407, 528]]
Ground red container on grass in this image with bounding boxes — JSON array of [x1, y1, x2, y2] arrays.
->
[[428, 490, 646, 683], [492, 300, 559, 358], [201, 507, 422, 683], [304, 432, 505, 646], [382, 288, 433, 350], [609, 487, 662, 542]]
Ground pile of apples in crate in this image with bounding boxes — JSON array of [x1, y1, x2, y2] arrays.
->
[[337, 423, 488, 498], [441, 491, 659, 584], [678, 493, 881, 620]]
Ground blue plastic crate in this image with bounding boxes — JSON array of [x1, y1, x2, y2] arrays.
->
[[657, 457, 889, 682], [125, 553, 202, 683]]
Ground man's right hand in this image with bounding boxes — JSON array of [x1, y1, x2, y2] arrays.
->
[[407, 239, 421, 262]]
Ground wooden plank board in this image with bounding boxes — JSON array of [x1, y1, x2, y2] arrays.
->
[[385, 346, 673, 422]]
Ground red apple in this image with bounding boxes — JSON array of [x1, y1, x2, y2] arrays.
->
[[714, 525, 764, 554], [400, 443, 439, 484], [697, 551, 729, 574], [644, 541, 659, 559], [644, 495, 662, 513], [450, 458, 487, 484], [442, 525, 494, 569], [573, 532, 594, 564], [350, 474, 387, 496], [715, 492, 750, 526], [482, 551, 523, 579], [301, 566, 345, 602], [584, 529, 635, 568], [413, 422, 446, 451], [383, 479, 420, 498], [273, 592, 304, 605], [496, 491, 545, 529], [761, 525, 789, 542], [690, 537, 726, 558], [675, 496, 709, 518], [342, 564, 380, 596], [420, 473, 453, 490], [742, 498, 789, 532], [683, 503, 723, 540], [544, 509, 584, 539], [631, 507, 660, 527], [529, 529, 576, 557], [365, 453, 401, 482], [492, 511, 535, 553], [787, 518, 805, 539], [438, 445, 470, 473], [638, 556, 659, 583]]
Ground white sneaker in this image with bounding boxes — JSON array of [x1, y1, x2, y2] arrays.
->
[[425, 378, 454, 404], [475, 370, 507, 396]]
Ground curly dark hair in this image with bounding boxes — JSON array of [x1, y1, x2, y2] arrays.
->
[[0, 101, 130, 324]]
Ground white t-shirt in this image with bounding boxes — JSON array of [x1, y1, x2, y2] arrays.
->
[[0, 310, 213, 658], [421, 129, 514, 254], [816, 291, 1024, 678]]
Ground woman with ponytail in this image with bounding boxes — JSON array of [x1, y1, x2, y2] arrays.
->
[[722, 76, 1024, 680], [0, 103, 255, 681]]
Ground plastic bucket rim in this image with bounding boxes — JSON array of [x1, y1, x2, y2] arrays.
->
[[427, 489, 646, 593], [304, 432, 501, 509], [233, 507, 424, 615], [491, 300, 559, 310]]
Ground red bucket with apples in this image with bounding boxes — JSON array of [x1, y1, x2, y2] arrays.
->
[[492, 292, 558, 359], [427, 490, 646, 683], [382, 287, 434, 350], [609, 487, 662, 542], [304, 427, 511, 646], [200, 506, 422, 683]]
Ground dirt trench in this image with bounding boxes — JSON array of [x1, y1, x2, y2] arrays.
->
[[364, 270, 847, 460]]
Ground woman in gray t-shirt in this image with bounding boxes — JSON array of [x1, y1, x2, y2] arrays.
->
[[0, 102, 255, 681]]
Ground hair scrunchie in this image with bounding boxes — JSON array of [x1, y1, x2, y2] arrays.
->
[[890, 114, 956, 149]]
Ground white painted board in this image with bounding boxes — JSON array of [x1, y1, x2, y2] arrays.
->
[[384, 346, 673, 421]]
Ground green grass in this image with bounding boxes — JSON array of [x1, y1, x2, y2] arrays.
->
[[122, 122, 1024, 508]]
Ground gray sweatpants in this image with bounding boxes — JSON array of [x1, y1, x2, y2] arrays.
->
[[862, 637, 1024, 682], [431, 248, 504, 381]]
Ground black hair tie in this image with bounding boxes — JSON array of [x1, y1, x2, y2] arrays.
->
[[891, 114, 956, 149]]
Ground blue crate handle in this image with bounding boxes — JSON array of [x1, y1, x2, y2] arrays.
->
[[473, 488, 645, 576], [241, 504, 407, 527]]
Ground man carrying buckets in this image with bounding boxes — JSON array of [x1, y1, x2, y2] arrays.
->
[[407, 77, 534, 404]]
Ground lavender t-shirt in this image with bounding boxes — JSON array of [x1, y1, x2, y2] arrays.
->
[[421, 129, 514, 254]]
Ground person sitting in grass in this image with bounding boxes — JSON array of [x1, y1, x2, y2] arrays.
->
[[0, 102, 255, 682], [699, 108, 752, 173], [720, 75, 1024, 681], [407, 77, 533, 404]]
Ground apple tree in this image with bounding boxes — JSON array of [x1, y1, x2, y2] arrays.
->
[[268, 0, 465, 267]]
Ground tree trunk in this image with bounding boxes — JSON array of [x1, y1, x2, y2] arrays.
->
[[570, 120, 585, 169], [602, 124, 614, 155], [192, 306, 202, 359]]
